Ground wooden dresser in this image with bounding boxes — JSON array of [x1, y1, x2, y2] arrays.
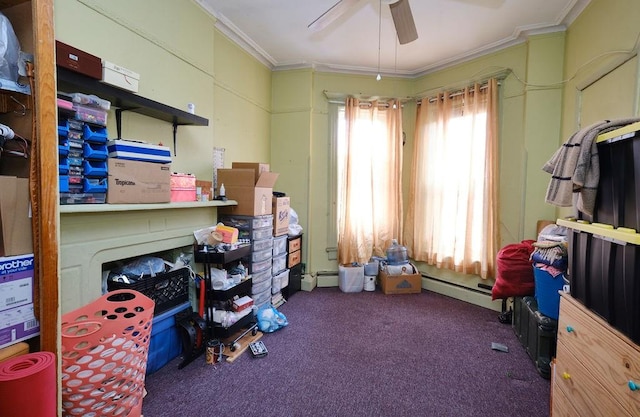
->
[[552, 293, 640, 416]]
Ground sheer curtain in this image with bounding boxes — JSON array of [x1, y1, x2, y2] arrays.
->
[[405, 79, 499, 279], [337, 97, 403, 265]]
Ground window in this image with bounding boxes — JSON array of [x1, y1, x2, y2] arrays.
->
[[334, 97, 404, 264], [405, 80, 499, 279]]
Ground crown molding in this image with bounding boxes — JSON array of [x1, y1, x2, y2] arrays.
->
[[197, 0, 591, 79]]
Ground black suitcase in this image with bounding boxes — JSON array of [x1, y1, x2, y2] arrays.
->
[[512, 296, 558, 379]]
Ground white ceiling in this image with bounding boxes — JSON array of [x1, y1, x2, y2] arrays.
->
[[196, 0, 591, 78]]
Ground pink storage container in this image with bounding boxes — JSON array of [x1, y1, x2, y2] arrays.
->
[[170, 173, 196, 202]]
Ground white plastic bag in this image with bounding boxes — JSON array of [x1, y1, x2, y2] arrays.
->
[[0, 13, 20, 81], [288, 207, 303, 236]]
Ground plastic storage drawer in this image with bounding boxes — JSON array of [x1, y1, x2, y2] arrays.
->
[[272, 253, 287, 275], [74, 104, 107, 126], [252, 276, 271, 295], [83, 177, 107, 193], [253, 286, 271, 309], [560, 218, 640, 345], [59, 157, 69, 174], [82, 160, 108, 177], [252, 237, 273, 252], [587, 129, 640, 230], [273, 269, 289, 293], [218, 214, 273, 230], [82, 124, 108, 144], [251, 267, 272, 286], [245, 258, 271, 275], [273, 235, 287, 256], [251, 248, 272, 263], [82, 142, 108, 160]]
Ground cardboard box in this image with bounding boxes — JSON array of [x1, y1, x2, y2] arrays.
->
[[0, 254, 34, 312], [55, 40, 102, 79], [232, 295, 254, 312], [101, 61, 140, 93], [0, 176, 32, 257], [231, 162, 270, 183], [196, 180, 213, 200], [217, 168, 279, 216], [272, 196, 290, 236], [0, 303, 39, 350], [107, 159, 171, 204], [379, 268, 422, 295]]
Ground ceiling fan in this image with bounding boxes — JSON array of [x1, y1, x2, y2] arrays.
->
[[308, 0, 419, 45]]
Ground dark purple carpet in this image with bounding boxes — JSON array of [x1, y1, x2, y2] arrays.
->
[[142, 288, 550, 417]]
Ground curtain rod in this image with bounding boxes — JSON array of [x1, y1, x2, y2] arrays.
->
[[324, 90, 412, 105], [421, 82, 490, 104]]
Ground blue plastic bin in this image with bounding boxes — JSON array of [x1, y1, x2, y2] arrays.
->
[[533, 266, 566, 320], [146, 301, 191, 375]]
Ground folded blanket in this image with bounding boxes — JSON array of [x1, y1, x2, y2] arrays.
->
[[542, 118, 640, 215]]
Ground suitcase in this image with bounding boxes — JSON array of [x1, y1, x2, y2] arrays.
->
[[512, 296, 558, 379]]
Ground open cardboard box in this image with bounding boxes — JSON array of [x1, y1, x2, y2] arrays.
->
[[378, 267, 422, 295], [217, 168, 279, 216]]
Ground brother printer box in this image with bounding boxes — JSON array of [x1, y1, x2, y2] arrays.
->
[[0, 254, 39, 349]]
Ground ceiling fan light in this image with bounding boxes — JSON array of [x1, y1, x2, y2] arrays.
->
[[376, 73, 382, 81]]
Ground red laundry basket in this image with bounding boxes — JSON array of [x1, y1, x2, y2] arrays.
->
[[61, 290, 155, 417]]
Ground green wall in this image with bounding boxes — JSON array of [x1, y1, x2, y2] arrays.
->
[[270, 34, 566, 287], [54, 0, 272, 182], [561, 0, 640, 137]]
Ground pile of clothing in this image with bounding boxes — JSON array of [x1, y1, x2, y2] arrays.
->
[[531, 224, 568, 277]]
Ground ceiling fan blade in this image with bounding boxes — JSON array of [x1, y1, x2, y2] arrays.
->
[[389, 0, 418, 45], [308, 0, 361, 32]]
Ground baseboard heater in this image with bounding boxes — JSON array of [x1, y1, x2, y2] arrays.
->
[[318, 270, 492, 298], [316, 271, 339, 276], [422, 274, 493, 297]]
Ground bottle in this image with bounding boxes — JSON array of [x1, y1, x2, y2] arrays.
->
[[219, 183, 226, 197], [386, 239, 408, 265]]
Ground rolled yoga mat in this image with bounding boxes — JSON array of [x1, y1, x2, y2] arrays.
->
[[0, 351, 56, 417]]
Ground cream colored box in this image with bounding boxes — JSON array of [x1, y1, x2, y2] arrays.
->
[[101, 61, 140, 93]]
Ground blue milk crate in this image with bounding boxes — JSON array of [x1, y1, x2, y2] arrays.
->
[[146, 301, 191, 375]]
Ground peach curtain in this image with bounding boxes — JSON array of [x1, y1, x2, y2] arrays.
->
[[405, 79, 499, 279], [337, 97, 404, 265]]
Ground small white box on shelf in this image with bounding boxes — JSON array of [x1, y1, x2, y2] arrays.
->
[[101, 61, 140, 93]]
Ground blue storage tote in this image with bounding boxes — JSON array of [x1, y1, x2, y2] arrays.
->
[[146, 301, 191, 375], [533, 266, 566, 320]]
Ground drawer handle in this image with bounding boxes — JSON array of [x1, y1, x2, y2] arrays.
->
[[566, 325, 574, 333], [629, 381, 639, 391], [562, 372, 571, 380]]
